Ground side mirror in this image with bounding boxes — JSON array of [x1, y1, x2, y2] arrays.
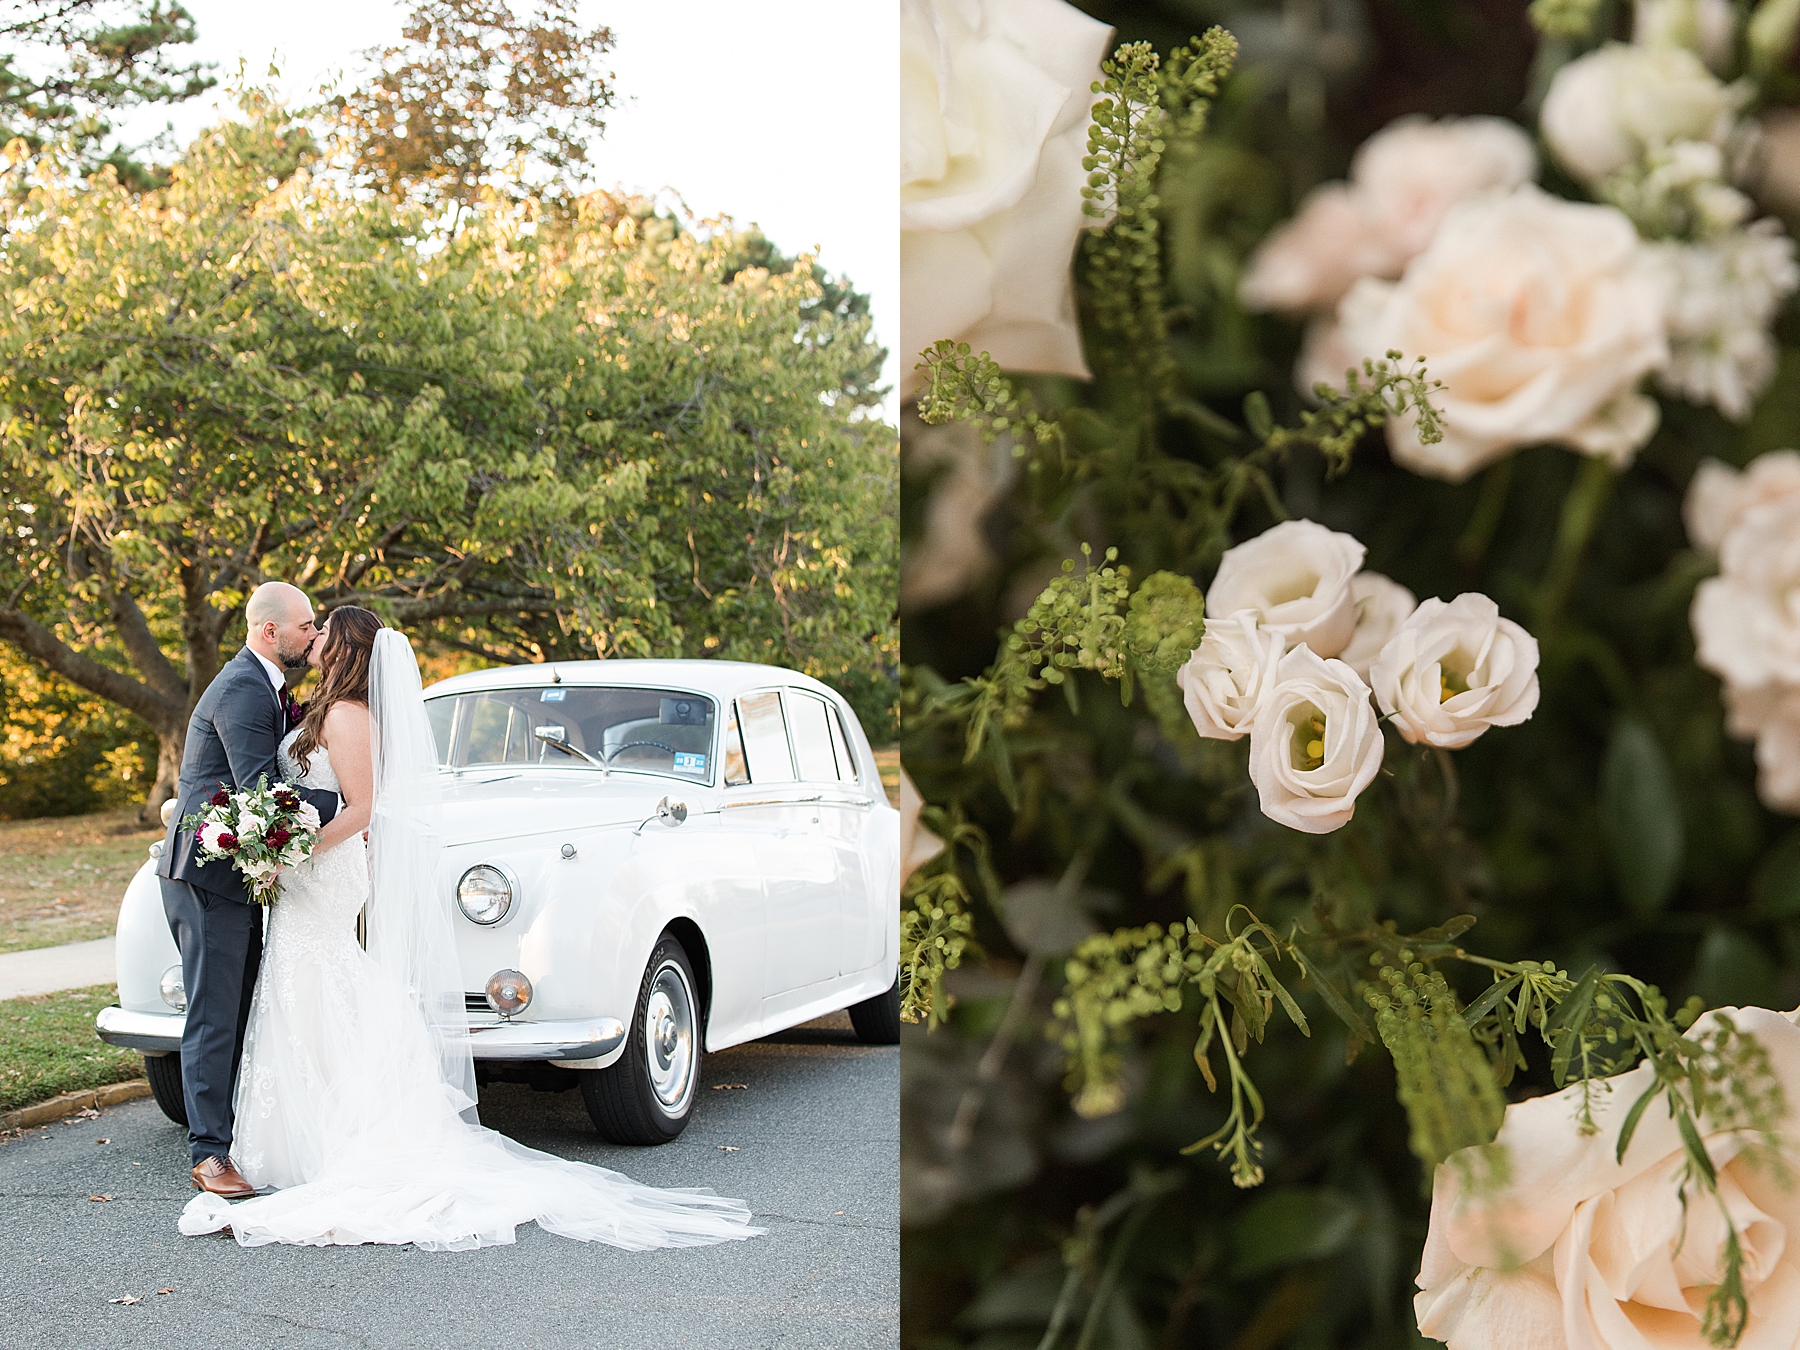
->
[[655, 796, 688, 826], [159, 798, 178, 827]]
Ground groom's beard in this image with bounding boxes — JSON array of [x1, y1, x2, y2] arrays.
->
[[274, 635, 313, 671]]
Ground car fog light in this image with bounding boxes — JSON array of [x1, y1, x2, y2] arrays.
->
[[486, 969, 532, 1019], [159, 964, 187, 1011], [457, 863, 515, 925]]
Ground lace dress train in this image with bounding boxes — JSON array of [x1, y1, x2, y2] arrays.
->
[[178, 732, 763, 1251]]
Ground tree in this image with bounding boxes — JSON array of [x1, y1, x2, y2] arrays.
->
[[0, 0, 213, 187], [0, 106, 894, 819], [337, 0, 613, 212]]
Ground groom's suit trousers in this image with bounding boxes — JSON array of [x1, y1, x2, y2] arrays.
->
[[160, 877, 262, 1167]]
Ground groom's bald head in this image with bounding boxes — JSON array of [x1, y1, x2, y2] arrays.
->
[[245, 583, 318, 672]]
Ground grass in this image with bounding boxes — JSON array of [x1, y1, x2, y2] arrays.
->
[[0, 983, 142, 1115], [0, 807, 162, 954]]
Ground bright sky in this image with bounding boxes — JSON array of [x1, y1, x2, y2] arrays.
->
[[119, 1, 900, 420]]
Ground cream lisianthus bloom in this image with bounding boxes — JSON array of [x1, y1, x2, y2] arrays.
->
[[900, 0, 1112, 399], [1539, 42, 1750, 186], [1205, 519, 1365, 659], [1370, 594, 1539, 750], [1337, 572, 1418, 681], [1634, 0, 1738, 71], [1239, 115, 1535, 316], [1176, 611, 1283, 740], [1247, 646, 1384, 835], [1683, 449, 1800, 552], [1692, 494, 1800, 691], [1323, 186, 1669, 482], [1417, 1005, 1800, 1350]]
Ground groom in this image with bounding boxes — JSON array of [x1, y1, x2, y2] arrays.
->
[[157, 582, 342, 1197]]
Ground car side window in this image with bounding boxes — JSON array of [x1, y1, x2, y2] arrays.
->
[[786, 692, 839, 783], [737, 690, 795, 783], [826, 705, 857, 784], [722, 704, 750, 786]]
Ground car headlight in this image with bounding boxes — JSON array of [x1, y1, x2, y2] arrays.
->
[[486, 968, 532, 1018], [457, 863, 515, 925], [159, 964, 187, 1011]]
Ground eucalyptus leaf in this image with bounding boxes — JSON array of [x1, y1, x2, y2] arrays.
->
[[1600, 718, 1684, 916]]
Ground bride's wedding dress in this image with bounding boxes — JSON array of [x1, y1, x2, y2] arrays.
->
[[178, 725, 762, 1251]]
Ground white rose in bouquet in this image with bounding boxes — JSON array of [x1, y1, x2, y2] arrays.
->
[[1205, 519, 1365, 659], [295, 801, 323, 833], [1176, 611, 1283, 740], [1691, 493, 1800, 691], [1239, 115, 1535, 316], [235, 810, 266, 840], [1337, 572, 1418, 681], [1370, 594, 1540, 750], [1417, 1005, 1800, 1350], [900, 0, 1113, 399], [1754, 703, 1800, 813], [1323, 186, 1668, 482], [1247, 646, 1384, 835], [197, 821, 230, 852], [1683, 449, 1800, 551], [1540, 42, 1749, 186], [900, 769, 947, 884]]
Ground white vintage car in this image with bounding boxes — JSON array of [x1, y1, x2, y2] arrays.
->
[[97, 659, 900, 1144]]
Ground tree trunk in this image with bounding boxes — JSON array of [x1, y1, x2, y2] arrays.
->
[[141, 720, 187, 827]]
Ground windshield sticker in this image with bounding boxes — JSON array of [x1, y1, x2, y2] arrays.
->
[[540, 689, 567, 702], [674, 752, 706, 773]]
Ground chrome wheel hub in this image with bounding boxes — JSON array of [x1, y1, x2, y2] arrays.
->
[[643, 960, 696, 1116]]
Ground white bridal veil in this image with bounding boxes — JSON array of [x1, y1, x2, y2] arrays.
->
[[366, 627, 477, 1119]]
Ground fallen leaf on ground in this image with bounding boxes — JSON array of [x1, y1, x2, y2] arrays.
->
[[154, 1288, 175, 1296], [711, 1083, 748, 1090], [833, 1211, 845, 1215], [95, 1138, 109, 1144], [717, 1145, 739, 1152], [107, 1295, 140, 1305], [86, 1194, 112, 1202]]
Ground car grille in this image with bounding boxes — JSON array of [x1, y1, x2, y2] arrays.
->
[[464, 993, 491, 1014]]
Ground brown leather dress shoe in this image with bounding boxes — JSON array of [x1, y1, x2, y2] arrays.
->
[[191, 1155, 255, 1198]]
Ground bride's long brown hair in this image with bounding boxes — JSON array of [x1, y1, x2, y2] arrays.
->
[[290, 606, 384, 773]]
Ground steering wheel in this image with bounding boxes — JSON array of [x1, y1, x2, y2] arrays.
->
[[606, 740, 681, 762]]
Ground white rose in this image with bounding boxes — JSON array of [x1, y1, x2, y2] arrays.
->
[[1337, 572, 1418, 680], [1175, 611, 1283, 740], [196, 821, 226, 852], [1417, 1005, 1800, 1350], [1691, 493, 1800, 691], [1683, 450, 1800, 551], [1247, 645, 1384, 835], [295, 802, 322, 833], [1639, 222, 1798, 420], [1370, 594, 1540, 750], [1327, 186, 1668, 482], [1540, 43, 1749, 186], [900, 0, 1113, 398], [235, 811, 265, 840], [1205, 519, 1365, 659], [1635, 0, 1739, 71], [1753, 701, 1800, 814], [901, 412, 1017, 610], [1240, 116, 1534, 316]]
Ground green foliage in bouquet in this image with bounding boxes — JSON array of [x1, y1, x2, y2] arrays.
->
[[900, 8, 1800, 1349]]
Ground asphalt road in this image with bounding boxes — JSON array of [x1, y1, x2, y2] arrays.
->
[[0, 1012, 896, 1350]]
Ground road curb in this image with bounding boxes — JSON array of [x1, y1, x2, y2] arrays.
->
[[0, 1079, 150, 1131]]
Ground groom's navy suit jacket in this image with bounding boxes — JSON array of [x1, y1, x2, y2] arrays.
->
[[156, 647, 341, 904]]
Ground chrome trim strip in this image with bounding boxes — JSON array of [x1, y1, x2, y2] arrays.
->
[[94, 1005, 627, 1063], [721, 794, 823, 809]]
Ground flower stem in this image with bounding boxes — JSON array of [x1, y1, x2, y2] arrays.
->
[[1535, 456, 1616, 629]]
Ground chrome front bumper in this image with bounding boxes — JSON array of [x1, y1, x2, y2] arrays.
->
[[95, 1005, 626, 1063]]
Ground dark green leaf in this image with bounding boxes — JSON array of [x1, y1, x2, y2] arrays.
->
[[1601, 718, 1685, 916], [1228, 1188, 1361, 1277], [1616, 1081, 1662, 1165]]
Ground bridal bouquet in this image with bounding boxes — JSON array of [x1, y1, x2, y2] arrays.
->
[[180, 777, 322, 907], [900, 0, 1800, 1347]]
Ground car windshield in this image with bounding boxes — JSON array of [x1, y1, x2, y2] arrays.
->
[[425, 686, 717, 783]]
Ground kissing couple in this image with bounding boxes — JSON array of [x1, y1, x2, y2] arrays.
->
[[156, 581, 763, 1250]]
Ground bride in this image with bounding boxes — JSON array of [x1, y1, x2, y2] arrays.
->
[[180, 606, 763, 1251]]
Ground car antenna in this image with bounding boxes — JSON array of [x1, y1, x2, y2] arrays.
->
[[550, 666, 562, 684]]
